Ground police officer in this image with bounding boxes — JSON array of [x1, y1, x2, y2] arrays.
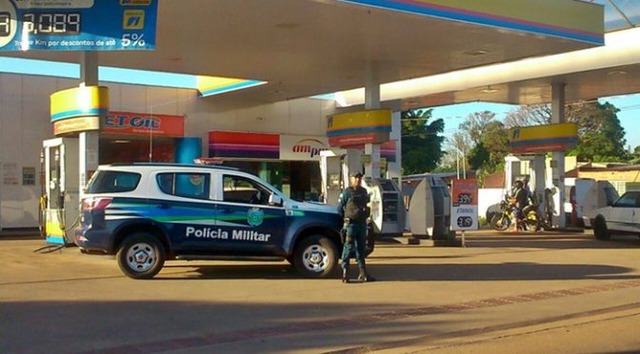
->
[[337, 171, 375, 283]]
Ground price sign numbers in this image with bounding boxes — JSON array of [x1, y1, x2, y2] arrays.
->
[[22, 13, 81, 35], [456, 216, 473, 228], [457, 193, 473, 205], [0, 11, 81, 38], [0, 12, 10, 37]]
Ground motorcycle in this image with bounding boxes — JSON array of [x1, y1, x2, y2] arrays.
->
[[490, 197, 546, 232]]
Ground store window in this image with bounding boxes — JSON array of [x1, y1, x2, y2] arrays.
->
[[222, 160, 321, 202]]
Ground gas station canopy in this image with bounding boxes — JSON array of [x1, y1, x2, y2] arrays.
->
[[0, 0, 612, 111]]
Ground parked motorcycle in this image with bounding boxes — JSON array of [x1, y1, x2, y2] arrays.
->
[[490, 197, 547, 232]]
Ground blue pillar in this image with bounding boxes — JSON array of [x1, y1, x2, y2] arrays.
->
[[175, 137, 202, 164], [175, 137, 204, 196]]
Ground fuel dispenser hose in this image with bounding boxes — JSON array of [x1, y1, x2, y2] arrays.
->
[[38, 195, 47, 239]]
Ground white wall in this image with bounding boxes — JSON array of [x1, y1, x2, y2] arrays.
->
[[0, 74, 71, 228], [0, 74, 206, 228], [196, 98, 334, 132], [478, 188, 507, 220]]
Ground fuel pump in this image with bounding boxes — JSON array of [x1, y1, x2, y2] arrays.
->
[[362, 177, 405, 237], [325, 151, 404, 237], [41, 138, 80, 245], [319, 150, 347, 205]]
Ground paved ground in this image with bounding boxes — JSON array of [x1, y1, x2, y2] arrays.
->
[[1, 229, 639, 354]]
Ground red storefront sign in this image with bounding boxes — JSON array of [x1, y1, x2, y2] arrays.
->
[[103, 112, 185, 137]]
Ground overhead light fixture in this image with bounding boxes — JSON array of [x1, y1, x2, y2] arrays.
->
[[607, 70, 627, 76], [481, 85, 498, 93], [465, 49, 489, 56]]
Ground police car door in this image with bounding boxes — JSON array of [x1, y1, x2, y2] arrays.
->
[[155, 170, 219, 253], [216, 174, 286, 255]]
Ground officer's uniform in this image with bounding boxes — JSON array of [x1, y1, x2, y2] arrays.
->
[[337, 172, 374, 283]]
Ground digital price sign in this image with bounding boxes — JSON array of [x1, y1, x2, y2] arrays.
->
[[0, 0, 157, 51]]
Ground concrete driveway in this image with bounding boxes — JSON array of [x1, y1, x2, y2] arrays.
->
[[1, 230, 639, 353]]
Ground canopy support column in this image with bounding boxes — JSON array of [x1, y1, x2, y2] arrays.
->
[[79, 51, 100, 196], [364, 62, 381, 179], [550, 82, 566, 228]]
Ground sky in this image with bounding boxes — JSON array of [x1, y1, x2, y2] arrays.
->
[[431, 94, 640, 151], [0, 57, 198, 88]]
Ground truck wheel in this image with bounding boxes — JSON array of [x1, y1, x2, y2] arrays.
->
[[293, 235, 338, 278], [117, 233, 165, 279], [593, 216, 611, 240]]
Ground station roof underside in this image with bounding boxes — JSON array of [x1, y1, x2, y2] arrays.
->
[[2, 0, 639, 112]]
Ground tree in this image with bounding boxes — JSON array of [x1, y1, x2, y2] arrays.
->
[[401, 108, 445, 174], [481, 121, 510, 154], [478, 120, 510, 171], [439, 131, 472, 174], [468, 142, 490, 171], [503, 104, 550, 128], [454, 111, 509, 178], [459, 111, 497, 144], [568, 102, 629, 161], [631, 146, 640, 164]]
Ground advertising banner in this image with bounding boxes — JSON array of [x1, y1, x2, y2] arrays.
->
[[509, 123, 578, 154], [209, 131, 280, 159], [50, 85, 108, 135], [0, 0, 157, 51], [103, 112, 184, 137], [53, 116, 100, 135], [327, 109, 391, 147], [280, 135, 330, 161]]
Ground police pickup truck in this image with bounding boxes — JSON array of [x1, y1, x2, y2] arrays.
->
[[75, 163, 374, 279]]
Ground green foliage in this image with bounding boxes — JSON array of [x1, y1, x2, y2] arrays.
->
[[459, 111, 497, 145], [566, 102, 630, 161], [401, 109, 445, 174], [631, 146, 640, 164], [458, 113, 510, 178], [468, 142, 490, 170]]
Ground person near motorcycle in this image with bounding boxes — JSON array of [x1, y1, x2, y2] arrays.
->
[[544, 187, 556, 228], [509, 180, 529, 231]]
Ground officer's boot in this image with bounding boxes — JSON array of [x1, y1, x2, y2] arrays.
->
[[341, 265, 350, 283], [358, 265, 375, 282]]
